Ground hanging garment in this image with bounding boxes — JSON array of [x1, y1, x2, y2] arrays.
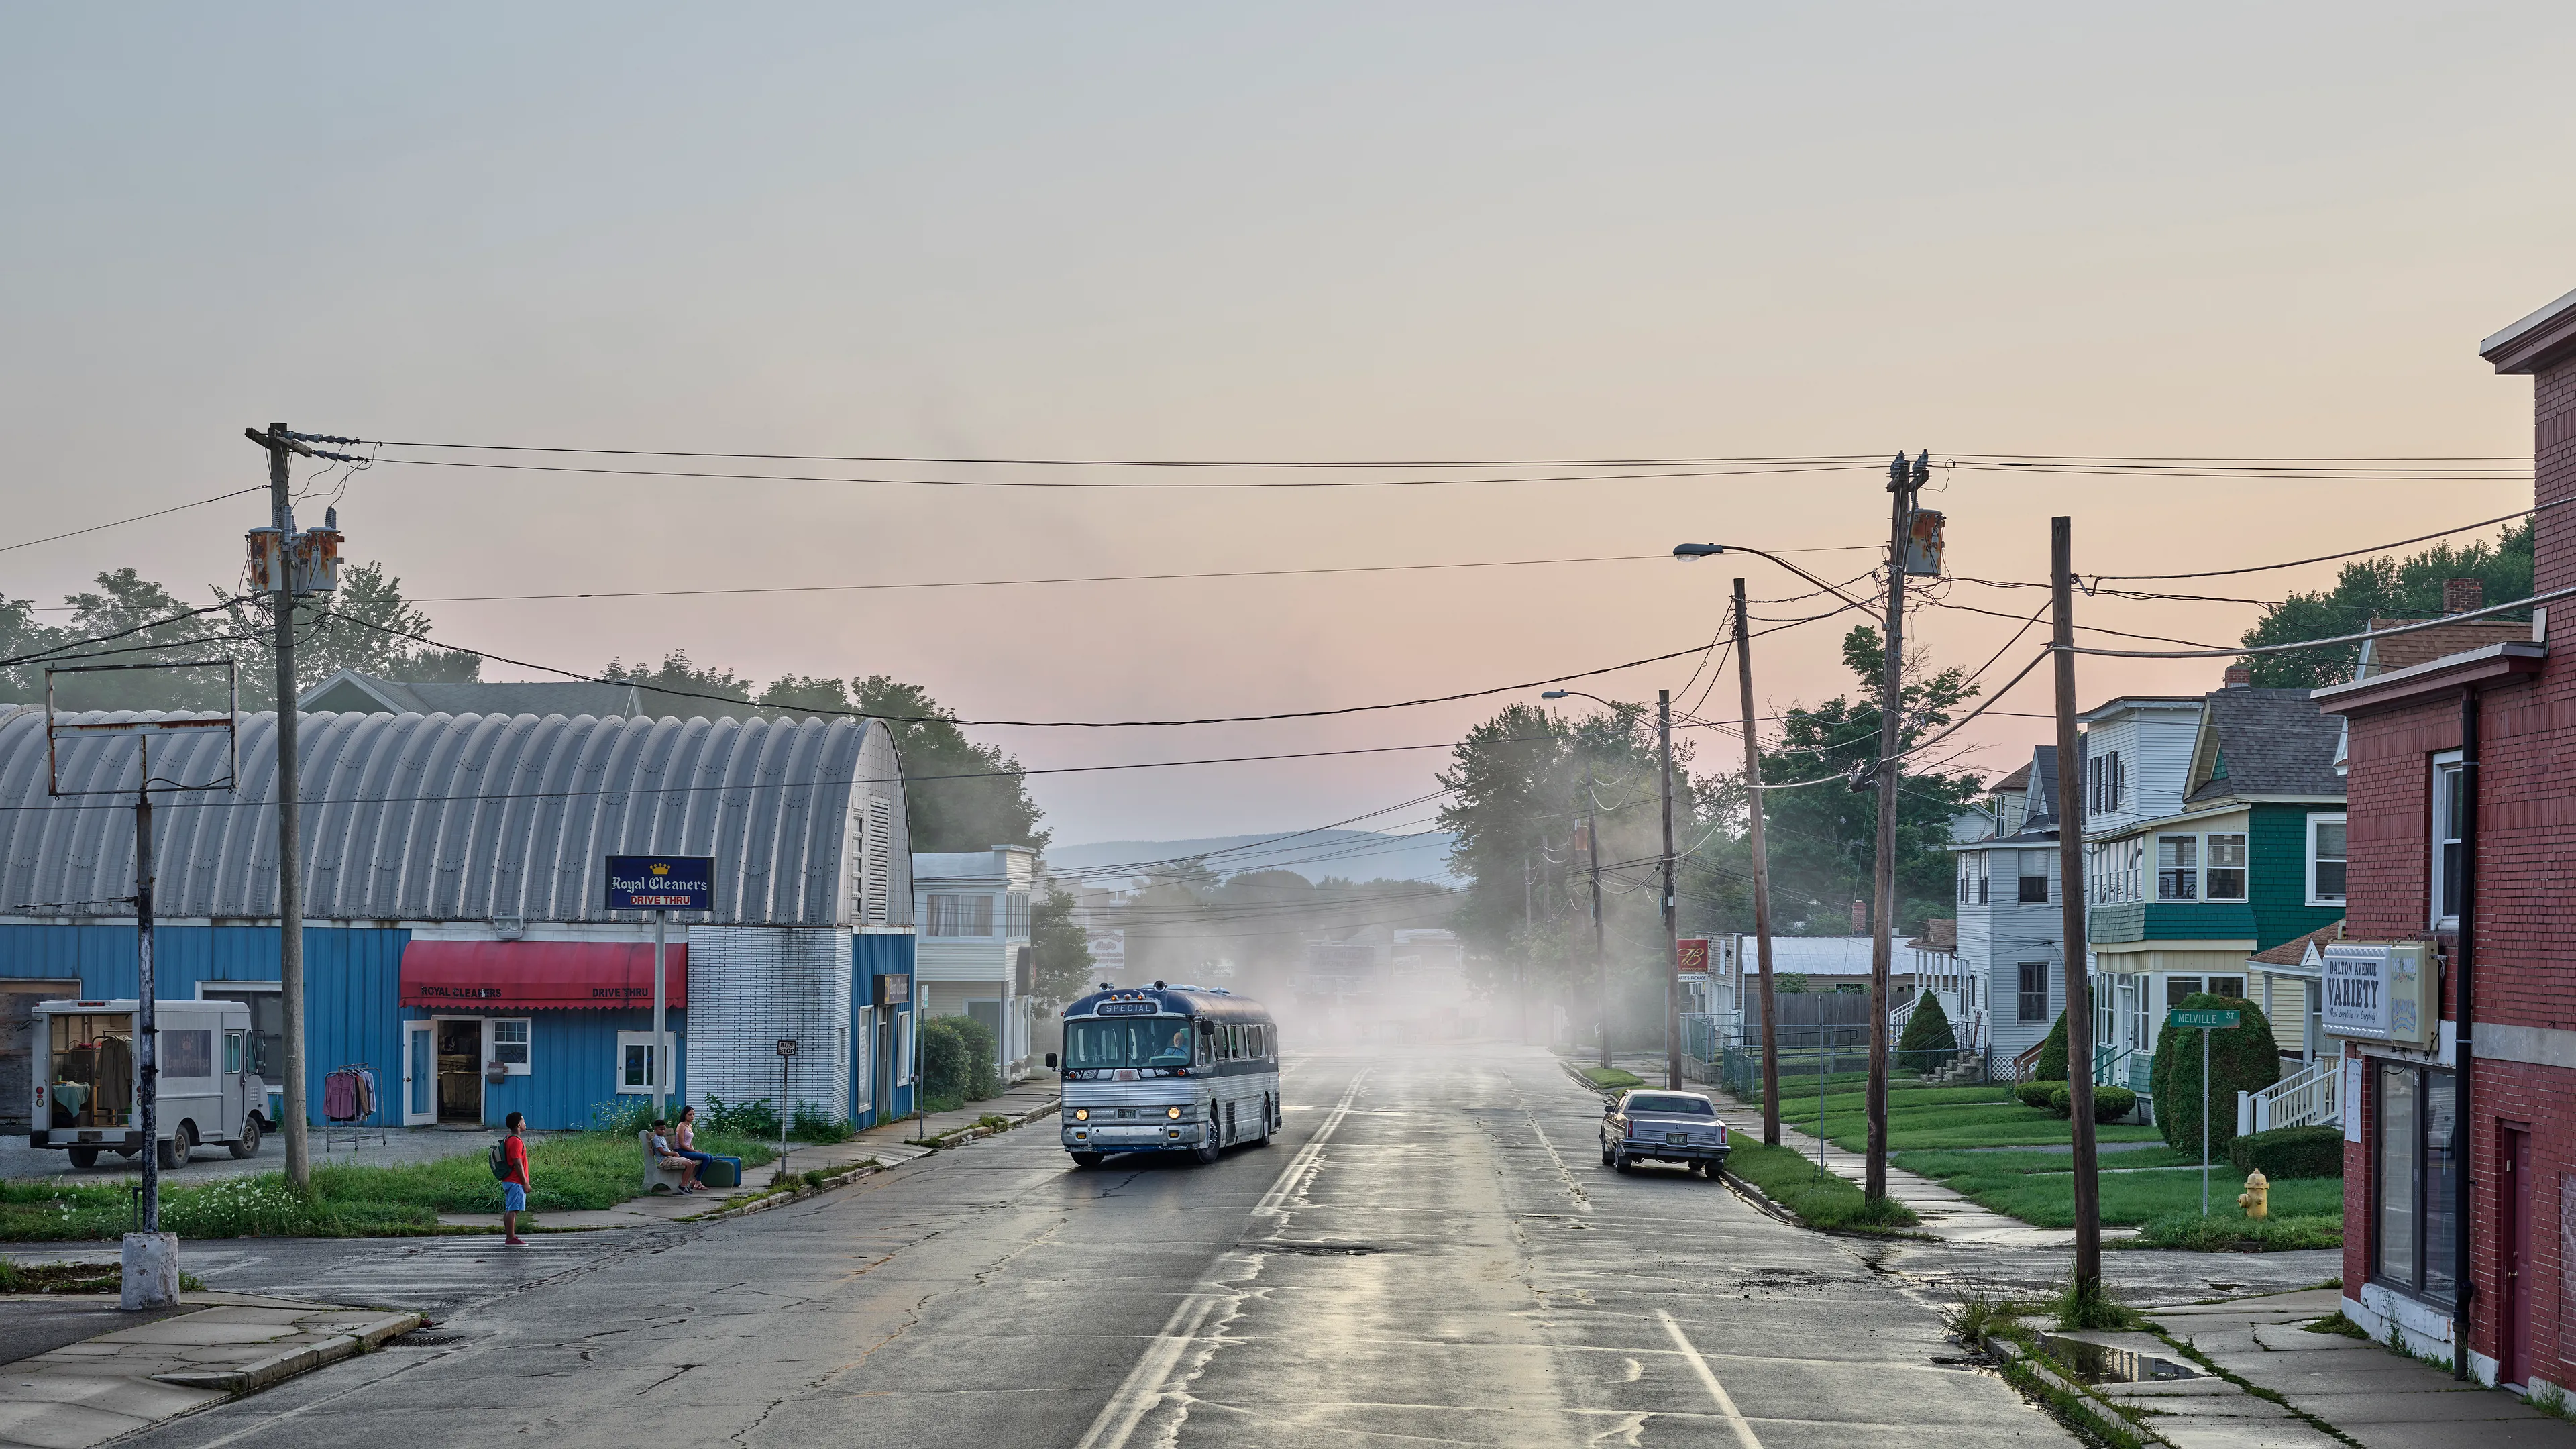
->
[[323, 1069, 359, 1122], [356, 1068, 378, 1118], [93, 1038, 133, 1124]]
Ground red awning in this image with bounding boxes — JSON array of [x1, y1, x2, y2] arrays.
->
[[399, 941, 688, 1010]]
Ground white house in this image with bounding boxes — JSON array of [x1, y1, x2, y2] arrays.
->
[[1951, 746, 2073, 1072], [912, 847, 1038, 1083]]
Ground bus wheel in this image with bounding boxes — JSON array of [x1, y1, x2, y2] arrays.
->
[[1191, 1140, 1220, 1165], [66, 1147, 97, 1170], [1254, 1097, 1273, 1147], [1069, 1152, 1104, 1168]]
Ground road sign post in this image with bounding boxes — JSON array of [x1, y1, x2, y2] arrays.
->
[[2167, 1008, 2241, 1214], [775, 1039, 798, 1147], [606, 857, 715, 1120]]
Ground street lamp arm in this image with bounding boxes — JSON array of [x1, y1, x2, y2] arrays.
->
[[1672, 543, 1877, 612]]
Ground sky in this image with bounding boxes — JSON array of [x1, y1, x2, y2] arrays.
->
[[4, 4, 2571, 849]]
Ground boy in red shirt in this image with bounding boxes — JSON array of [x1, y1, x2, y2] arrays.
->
[[500, 1112, 532, 1246]]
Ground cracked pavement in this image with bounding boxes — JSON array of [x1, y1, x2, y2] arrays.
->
[[113, 1043, 2084, 1448]]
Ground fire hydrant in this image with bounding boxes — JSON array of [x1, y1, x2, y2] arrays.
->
[[2238, 1169, 2270, 1220]]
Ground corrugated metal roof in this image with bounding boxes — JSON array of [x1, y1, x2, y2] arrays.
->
[[0, 706, 912, 928]]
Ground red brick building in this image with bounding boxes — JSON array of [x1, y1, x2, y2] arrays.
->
[[2313, 286, 2576, 1389]]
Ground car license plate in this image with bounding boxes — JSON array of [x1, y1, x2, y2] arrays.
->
[[1666, 1132, 1688, 1144]]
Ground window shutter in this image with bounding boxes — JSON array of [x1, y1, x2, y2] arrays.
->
[[861, 796, 893, 925]]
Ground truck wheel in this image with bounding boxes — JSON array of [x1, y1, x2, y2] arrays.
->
[[156, 1126, 191, 1171], [66, 1147, 97, 1170], [229, 1116, 262, 1160]]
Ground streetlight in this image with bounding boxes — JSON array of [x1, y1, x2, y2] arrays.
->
[[1539, 691, 1616, 1070]]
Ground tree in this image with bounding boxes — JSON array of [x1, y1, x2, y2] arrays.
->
[[2150, 992, 2282, 1161], [852, 676, 1045, 853], [2239, 521, 2533, 688], [2035, 1010, 2070, 1081], [1027, 881, 1096, 1008], [1896, 992, 1958, 1073], [606, 650, 755, 715], [1758, 625, 1988, 932]]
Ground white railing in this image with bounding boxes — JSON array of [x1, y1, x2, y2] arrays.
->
[[1888, 994, 1921, 1039], [2238, 1056, 2343, 1136]]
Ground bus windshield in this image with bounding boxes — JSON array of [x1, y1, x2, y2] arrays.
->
[[1065, 1017, 1195, 1070]]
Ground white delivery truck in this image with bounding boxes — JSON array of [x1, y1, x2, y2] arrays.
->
[[28, 999, 268, 1170]]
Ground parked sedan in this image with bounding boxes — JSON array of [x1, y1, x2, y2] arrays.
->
[[1599, 1089, 1729, 1177]]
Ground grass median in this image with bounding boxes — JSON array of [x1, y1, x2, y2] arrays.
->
[[0, 1128, 780, 1239], [1725, 1141, 1920, 1232]]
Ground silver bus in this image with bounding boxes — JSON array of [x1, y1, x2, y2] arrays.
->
[[1053, 983, 1280, 1166]]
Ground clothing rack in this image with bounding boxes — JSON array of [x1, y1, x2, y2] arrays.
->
[[321, 1063, 386, 1151]]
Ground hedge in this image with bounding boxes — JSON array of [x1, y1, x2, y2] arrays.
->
[[2017, 1081, 2058, 1110], [2228, 1124, 2344, 1179], [2150, 994, 2282, 1160], [1896, 992, 1960, 1073], [2048, 1083, 2138, 1124], [2035, 1011, 2070, 1081]]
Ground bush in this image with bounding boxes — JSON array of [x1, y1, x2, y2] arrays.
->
[[788, 1104, 854, 1143], [918, 1018, 971, 1104], [2046, 1084, 2137, 1123], [2035, 1011, 2070, 1081], [2229, 1124, 2344, 1179], [2017, 1081, 2059, 1110], [2151, 994, 2282, 1160], [943, 1014, 1002, 1101], [702, 1095, 781, 1140], [1896, 993, 1960, 1073]]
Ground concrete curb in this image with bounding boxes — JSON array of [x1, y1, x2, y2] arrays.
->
[[148, 1311, 421, 1394], [904, 1095, 1063, 1152], [686, 1161, 885, 1224]]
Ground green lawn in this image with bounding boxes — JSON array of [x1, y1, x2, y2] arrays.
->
[[1890, 1140, 2345, 1242], [1581, 1067, 1646, 1090], [1772, 1081, 2164, 1152], [1725, 1142, 1919, 1232], [0, 1129, 780, 1240], [1894, 1146, 2199, 1177]]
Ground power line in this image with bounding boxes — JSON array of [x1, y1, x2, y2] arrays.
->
[[0, 488, 267, 557], [2093, 496, 2576, 584], [364, 455, 1890, 493], [2065, 583, 2576, 661]]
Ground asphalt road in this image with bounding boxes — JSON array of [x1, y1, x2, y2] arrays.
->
[[121, 1043, 2075, 1448]]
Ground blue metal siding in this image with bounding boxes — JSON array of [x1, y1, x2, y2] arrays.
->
[[474, 1007, 686, 1130], [852, 933, 916, 1125]]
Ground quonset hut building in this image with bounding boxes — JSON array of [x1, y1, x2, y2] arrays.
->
[[0, 706, 918, 1133]]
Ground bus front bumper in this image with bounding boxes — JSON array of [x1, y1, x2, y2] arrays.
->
[[1066, 1123, 1206, 1152]]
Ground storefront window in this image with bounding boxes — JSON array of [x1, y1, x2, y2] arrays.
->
[[2373, 1061, 2459, 1297]]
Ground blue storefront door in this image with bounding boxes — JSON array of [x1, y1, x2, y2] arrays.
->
[[402, 1021, 435, 1126]]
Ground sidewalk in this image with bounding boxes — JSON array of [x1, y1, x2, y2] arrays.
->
[[0, 1291, 418, 1448]]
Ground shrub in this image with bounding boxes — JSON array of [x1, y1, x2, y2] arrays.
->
[[2229, 1124, 2344, 1179], [2035, 1011, 2070, 1081], [702, 1095, 781, 1140], [590, 1097, 657, 1137], [1896, 993, 1960, 1073], [918, 1018, 971, 1104], [2150, 994, 2282, 1159], [943, 1014, 1002, 1101], [2046, 1084, 2137, 1123], [2017, 1081, 2059, 1110], [788, 1104, 854, 1143]]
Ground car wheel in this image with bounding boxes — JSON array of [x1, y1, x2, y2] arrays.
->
[[229, 1116, 262, 1160], [156, 1128, 187, 1171], [1599, 1139, 1615, 1167], [1069, 1151, 1104, 1168], [1613, 1148, 1633, 1174], [66, 1146, 97, 1170]]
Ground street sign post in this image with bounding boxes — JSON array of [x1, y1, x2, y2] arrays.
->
[[775, 1039, 798, 1147], [2167, 1008, 2241, 1213], [607, 857, 715, 1118]]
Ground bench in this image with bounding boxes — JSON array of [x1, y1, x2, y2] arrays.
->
[[637, 1130, 694, 1193]]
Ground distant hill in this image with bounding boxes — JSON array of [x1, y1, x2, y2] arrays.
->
[[1044, 830, 1461, 888]]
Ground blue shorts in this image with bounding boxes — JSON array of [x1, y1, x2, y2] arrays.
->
[[502, 1182, 527, 1212]]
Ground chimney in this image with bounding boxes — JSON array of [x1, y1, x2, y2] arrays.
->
[[2443, 578, 2483, 615], [1849, 899, 1868, 934], [2222, 665, 2253, 687]]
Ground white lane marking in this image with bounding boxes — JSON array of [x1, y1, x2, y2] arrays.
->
[[1252, 1067, 1368, 1218], [1656, 1309, 1763, 1449], [1075, 1067, 1371, 1449]]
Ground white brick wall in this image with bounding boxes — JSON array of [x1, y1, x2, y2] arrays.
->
[[686, 925, 852, 1124]]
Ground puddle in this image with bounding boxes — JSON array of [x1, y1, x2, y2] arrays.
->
[[2038, 1333, 2200, 1383]]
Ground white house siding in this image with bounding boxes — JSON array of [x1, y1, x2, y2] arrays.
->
[[1953, 842, 2072, 1067], [2077, 701, 2203, 836], [684, 925, 852, 1124]]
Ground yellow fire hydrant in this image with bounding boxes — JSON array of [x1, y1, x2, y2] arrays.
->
[[2238, 1169, 2270, 1220]]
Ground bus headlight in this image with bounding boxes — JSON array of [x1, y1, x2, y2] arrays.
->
[[1166, 1106, 1182, 1120], [1073, 1108, 1089, 1122]]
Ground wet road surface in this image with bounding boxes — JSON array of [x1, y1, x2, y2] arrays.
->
[[121, 1044, 2074, 1448]]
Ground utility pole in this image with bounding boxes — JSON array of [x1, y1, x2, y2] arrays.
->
[[2052, 515, 2102, 1297], [1864, 451, 1925, 1201], [1733, 579, 1782, 1146], [1586, 768, 1608, 1071], [1522, 849, 1534, 1046], [133, 789, 159, 1231], [1660, 689, 1680, 1091], [262, 423, 311, 1195]]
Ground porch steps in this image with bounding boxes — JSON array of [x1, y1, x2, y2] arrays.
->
[[1917, 1051, 1984, 1086]]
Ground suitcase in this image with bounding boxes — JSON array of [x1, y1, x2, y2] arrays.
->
[[698, 1155, 742, 1189]]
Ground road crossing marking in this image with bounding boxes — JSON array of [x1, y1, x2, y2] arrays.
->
[[1656, 1309, 1764, 1449]]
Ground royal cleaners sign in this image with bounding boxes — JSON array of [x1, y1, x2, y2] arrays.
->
[[606, 855, 716, 912]]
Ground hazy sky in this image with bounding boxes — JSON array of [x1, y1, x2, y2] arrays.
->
[[5, 5, 2569, 849]]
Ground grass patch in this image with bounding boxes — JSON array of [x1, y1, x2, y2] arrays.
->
[[1998, 1355, 2153, 1449], [2527, 1383, 2574, 1422], [0, 1128, 780, 1240], [2126, 1210, 2344, 1252], [2303, 1313, 2369, 1339], [1580, 1067, 1646, 1090], [2053, 1279, 2143, 1331], [1894, 1146, 2198, 1177], [1725, 1142, 1919, 1232], [1774, 1082, 2160, 1152]]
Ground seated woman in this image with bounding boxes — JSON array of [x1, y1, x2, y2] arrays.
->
[[667, 1106, 721, 1184], [647, 1120, 702, 1193]]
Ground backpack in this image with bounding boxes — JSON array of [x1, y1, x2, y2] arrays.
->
[[489, 1138, 511, 1181]]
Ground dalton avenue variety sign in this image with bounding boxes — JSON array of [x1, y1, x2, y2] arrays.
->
[[606, 855, 716, 912]]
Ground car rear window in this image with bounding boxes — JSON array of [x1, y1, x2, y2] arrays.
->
[[1626, 1093, 1713, 1116]]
